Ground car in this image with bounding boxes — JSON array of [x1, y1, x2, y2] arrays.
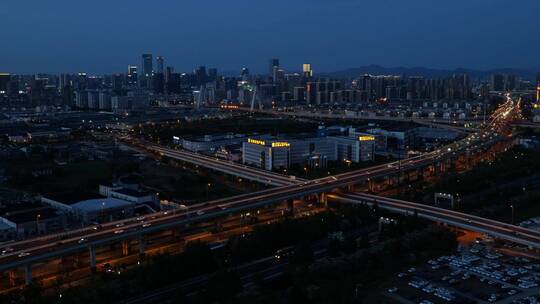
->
[[274, 247, 295, 260], [142, 223, 151, 228], [196, 211, 205, 216], [114, 230, 124, 234], [78, 238, 86, 244], [1, 248, 14, 255], [136, 216, 145, 221], [18, 252, 30, 258], [387, 287, 398, 293], [115, 223, 124, 228]]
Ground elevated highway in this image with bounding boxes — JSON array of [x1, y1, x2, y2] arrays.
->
[[148, 145, 303, 186], [330, 193, 540, 249]]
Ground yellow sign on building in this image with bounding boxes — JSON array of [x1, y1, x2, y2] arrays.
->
[[271, 142, 290, 148], [248, 138, 266, 146], [358, 136, 375, 141]]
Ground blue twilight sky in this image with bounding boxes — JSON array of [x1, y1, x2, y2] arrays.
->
[[1, 0, 539, 74]]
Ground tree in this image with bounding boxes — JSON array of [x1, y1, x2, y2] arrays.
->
[[358, 234, 370, 249], [204, 270, 243, 302], [20, 283, 44, 304], [293, 242, 314, 266]]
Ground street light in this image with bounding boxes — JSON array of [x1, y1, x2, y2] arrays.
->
[[510, 204, 515, 225], [36, 214, 41, 235]]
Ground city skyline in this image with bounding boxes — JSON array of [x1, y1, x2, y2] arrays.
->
[[1, 0, 540, 74]]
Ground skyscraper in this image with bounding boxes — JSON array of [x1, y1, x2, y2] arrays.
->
[[0, 73, 10, 94], [490, 74, 505, 92], [536, 73, 540, 103], [303, 63, 313, 78], [127, 65, 138, 86], [269, 58, 279, 76], [195, 66, 207, 86], [208, 68, 218, 82], [141, 54, 153, 77], [165, 66, 174, 84], [156, 56, 164, 74]]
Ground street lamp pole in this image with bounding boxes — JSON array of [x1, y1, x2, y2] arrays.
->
[[510, 204, 515, 225], [36, 214, 41, 235]]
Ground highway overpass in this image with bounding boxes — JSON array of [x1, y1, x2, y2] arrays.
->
[[329, 193, 540, 249]]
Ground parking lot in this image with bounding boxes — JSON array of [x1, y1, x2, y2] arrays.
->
[[386, 241, 540, 303]]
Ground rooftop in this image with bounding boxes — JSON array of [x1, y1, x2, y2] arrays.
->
[[44, 192, 101, 205], [71, 198, 134, 212], [3, 207, 60, 224], [112, 188, 152, 198]]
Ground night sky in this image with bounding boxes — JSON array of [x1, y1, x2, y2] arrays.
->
[[1, 0, 539, 74]]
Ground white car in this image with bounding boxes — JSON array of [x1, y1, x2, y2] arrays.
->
[[1, 248, 14, 255]]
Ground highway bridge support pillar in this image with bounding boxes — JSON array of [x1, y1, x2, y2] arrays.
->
[[24, 264, 32, 285], [8, 270, 17, 287], [122, 240, 130, 256], [89, 246, 97, 273], [317, 192, 327, 207], [287, 199, 294, 215], [368, 180, 376, 193], [138, 236, 146, 257]]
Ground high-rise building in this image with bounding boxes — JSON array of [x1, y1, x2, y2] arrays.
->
[[141, 54, 153, 77], [165, 66, 174, 84], [195, 66, 207, 86], [208, 68, 218, 82], [269, 58, 279, 76], [127, 65, 138, 86], [0, 73, 11, 94], [536, 73, 540, 103], [58, 74, 71, 94], [156, 56, 164, 74], [112, 74, 124, 94], [303, 63, 313, 78], [153, 73, 165, 94], [490, 74, 505, 92], [240, 68, 250, 81]]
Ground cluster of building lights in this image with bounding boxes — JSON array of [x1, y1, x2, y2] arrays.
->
[[220, 104, 239, 109]]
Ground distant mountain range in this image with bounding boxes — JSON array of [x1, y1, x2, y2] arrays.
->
[[319, 64, 540, 80]]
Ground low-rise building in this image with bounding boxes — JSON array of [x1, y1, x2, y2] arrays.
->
[[0, 219, 16, 241], [43, 182, 158, 224], [69, 197, 136, 223], [242, 137, 291, 170], [328, 135, 375, 163], [174, 133, 248, 153], [242, 134, 372, 170], [1, 207, 65, 237]]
